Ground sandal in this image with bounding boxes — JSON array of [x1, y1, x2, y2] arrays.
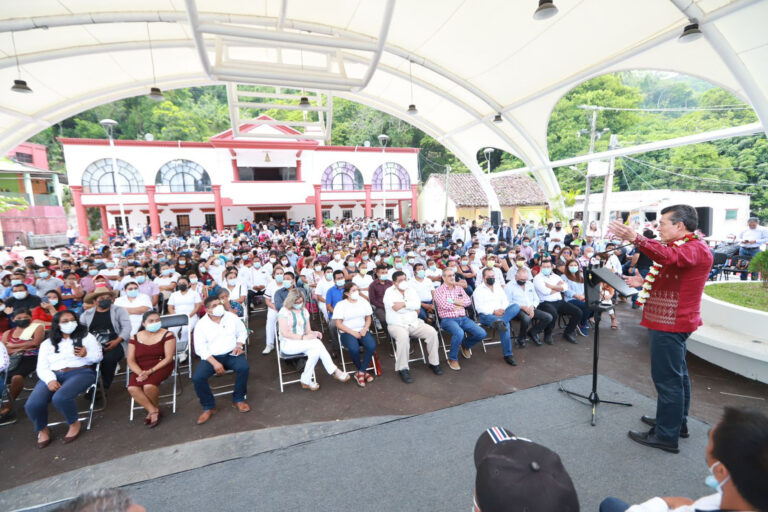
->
[[332, 371, 350, 383], [364, 372, 374, 383], [355, 372, 366, 388], [301, 382, 320, 391], [611, 320, 618, 330], [147, 411, 161, 429]]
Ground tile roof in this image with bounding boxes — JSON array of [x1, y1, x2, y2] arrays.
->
[[428, 173, 547, 207]]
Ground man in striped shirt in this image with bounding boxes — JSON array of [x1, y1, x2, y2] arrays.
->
[[433, 268, 486, 371]]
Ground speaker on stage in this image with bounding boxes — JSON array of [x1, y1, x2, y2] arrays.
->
[[491, 210, 501, 229], [695, 207, 713, 237]]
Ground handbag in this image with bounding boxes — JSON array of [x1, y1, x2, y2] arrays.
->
[[7, 352, 22, 373]]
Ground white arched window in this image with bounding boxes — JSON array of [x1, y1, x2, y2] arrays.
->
[[155, 160, 212, 192], [81, 159, 145, 193]]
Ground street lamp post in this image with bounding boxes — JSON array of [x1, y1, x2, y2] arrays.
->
[[483, 147, 494, 218], [100, 119, 128, 238], [378, 134, 389, 221]]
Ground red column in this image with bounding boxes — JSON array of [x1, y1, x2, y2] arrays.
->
[[313, 184, 322, 228], [145, 185, 161, 237], [99, 205, 109, 241], [70, 186, 90, 244], [212, 185, 225, 233], [410, 184, 419, 221], [398, 200, 404, 226], [364, 184, 372, 218]]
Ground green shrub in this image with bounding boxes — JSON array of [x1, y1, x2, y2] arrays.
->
[[748, 250, 768, 287]]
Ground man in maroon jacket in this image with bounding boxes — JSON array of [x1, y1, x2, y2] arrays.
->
[[610, 204, 713, 454]]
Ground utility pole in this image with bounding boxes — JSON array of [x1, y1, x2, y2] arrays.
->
[[577, 106, 609, 230], [600, 134, 620, 236], [444, 164, 451, 221]]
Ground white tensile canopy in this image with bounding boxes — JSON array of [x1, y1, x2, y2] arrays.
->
[[0, 0, 766, 209]]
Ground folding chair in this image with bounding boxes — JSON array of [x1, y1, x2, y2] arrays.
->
[[127, 330, 183, 421], [161, 314, 193, 378], [274, 320, 316, 392], [469, 295, 501, 353], [388, 330, 427, 369], [47, 363, 106, 431], [335, 323, 381, 376], [431, 291, 452, 361]]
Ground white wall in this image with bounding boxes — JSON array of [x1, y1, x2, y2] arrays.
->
[[419, 177, 455, 223]]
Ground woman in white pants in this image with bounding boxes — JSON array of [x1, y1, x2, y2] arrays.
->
[[263, 266, 284, 355], [277, 289, 350, 391], [167, 275, 202, 354]]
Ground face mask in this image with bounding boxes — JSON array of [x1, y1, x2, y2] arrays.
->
[[227, 279, 238, 286], [12, 291, 26, 300], [199, 266, 207, 273], [335, 279, 345, 287], [314, 265, 322, 272], [211, 305, 225, 317], [11, 279, 22, 286], [541, 268, 552, 276], [485, 277, 495, 286], [162, 269, 171, 276], [516, 280, 528, 286], [15, 318, 31, 328], [282, 281, 293, 289], [136, 275, 147, 284], [523, 242, 530, 247], [416, 270, 425, 279], [178, 283, 189, 292], [269, 257, 277, 264], [281, 260, 289, 266], [705, 462, 730, 493], [190, 277, 198, 284], [214, 259, 223, 266], [39, 271, 49, 279], [60, 321, 78, 334], [95, 258, 103, 264], [89, 269, 99, 276], [49, 298, 59, 306], [429, 265, 437, 271], [334, 255, 342, 261], [374, 255, 381, 262], [106, 262, 115, 269], [349, 291, 360, 301], [486, 261, 495, 268], [146, 321, 162, 333], [569, 266, 579, 273], [361, 255, 369, 260], [292, 302, 303, 310], [460, 260, 468, 265], [395, 262, 403, 269], [397, 281, 408, 291], [275, 275, 284, 283], [97, 298, 112, 309], [584, 253, 594, 259], [179, 260, 186, 265], [127, 289, 139, 298]]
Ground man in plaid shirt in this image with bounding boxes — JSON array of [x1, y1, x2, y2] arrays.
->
[[433, 267, 486, 371]]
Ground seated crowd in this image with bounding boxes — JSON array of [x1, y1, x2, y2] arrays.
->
[[0, 215, 645, 445]]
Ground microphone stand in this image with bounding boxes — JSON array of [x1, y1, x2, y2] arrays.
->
[[558, 259, 632, 426]]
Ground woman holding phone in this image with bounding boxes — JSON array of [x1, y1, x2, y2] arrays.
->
[[24, 310, 102, 448]]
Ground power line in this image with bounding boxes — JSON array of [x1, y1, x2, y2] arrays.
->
[[624, 156, 768, 188], [579, 104, 752, 113], [621, 160, 657, 190], [627, 158, 766, 171]]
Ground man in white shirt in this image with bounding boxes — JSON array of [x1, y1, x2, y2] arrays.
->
[[408, 262, 436, 321], [599, 407, 767, 512], [532, 260, 580, 344], [192, 295, 250, 425], [504, 268, 554, 347], [738, 217, 768, 281], [548, 222, 566, 251], [452, 222, 471, 245], [383, 271, 442, 384], [473, 268, 520, 366], [114, 281, 152, 336], [328, 251, 346, 272]]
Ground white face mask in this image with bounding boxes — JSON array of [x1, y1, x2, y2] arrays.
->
[[211, 305, 225, 317], [397, 281, 408, 291], [350, 291, 360, 301], [60, 321, 78, 334]]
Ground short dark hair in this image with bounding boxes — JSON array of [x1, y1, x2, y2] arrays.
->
[[711, 407, 768, 511], [332, 269, 345, 278], [391, 270, 405, 282], [203, 295, 220, 309], [283, 271, 295, 280], [661, 204, 698, 231]]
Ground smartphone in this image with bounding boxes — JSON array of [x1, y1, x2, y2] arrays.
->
[[73, 338, 83, 349]]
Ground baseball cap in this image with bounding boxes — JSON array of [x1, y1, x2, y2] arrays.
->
[[474, 427, 579, 512]]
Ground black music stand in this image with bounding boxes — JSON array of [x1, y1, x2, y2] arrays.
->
[[559, 263, 638, 425]]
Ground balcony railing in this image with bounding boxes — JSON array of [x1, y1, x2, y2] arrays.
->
[[0, 192, 60, 207]]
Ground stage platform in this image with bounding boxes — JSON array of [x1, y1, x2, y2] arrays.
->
[[8, 375, 718, 511]]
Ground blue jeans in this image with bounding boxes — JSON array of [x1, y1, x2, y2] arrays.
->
[[477, 304, 520, 357], [193, 353, 250, 411], [739, 246, 760, 280], [340, 331, 376, 372], [24, 367, 96, 432], [440, 316, 486, 361], [649, 329, 691, 442], [599, 497, 629, 512], [567, 298, 592, 328], [418, 300, 433, 321]]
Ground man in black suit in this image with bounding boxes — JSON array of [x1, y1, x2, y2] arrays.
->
[[496, 221, 513, 245]]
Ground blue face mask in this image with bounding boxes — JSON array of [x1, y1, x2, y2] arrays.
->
[[127, 289, 139, 298], [146, 321, 162, 333], [541, 267, 552, 276], [705, 462, 730, 493], [88, 269, 98, 276], [292, 303, 303, 310], [416, 270, 425, 279], [136, 275, 146, 283], [335, 279, 345, 287], [275, 275, 284, 283], [162, 269, 171, 276], [325, 274, 333, 281], [282, 281, 293, 289]]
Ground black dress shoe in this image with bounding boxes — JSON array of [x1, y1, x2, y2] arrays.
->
[[628, 429, 679, 453], [503, 356, 517, 366], [529, 333, 542, 346], [563, 331, 578, 344], [544, 333, 554, 345], [641, 416, 689, 438], [516, 338, 527, 348], [398, 369, 413, 384], [429, 364, 443, 375]]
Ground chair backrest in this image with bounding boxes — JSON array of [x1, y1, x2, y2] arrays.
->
[[160, 314, 189, 329], [711, 252, 728, 266]]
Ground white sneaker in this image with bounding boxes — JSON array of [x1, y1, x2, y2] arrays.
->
[[177, 352, 188, 363], [262, 345, 274, 355]]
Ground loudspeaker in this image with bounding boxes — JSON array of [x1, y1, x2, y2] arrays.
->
[[695, 207, 713, 236], [490, 210, 502, 229]]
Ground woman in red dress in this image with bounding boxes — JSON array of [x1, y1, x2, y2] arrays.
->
[[126, 310, 175, 428]]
